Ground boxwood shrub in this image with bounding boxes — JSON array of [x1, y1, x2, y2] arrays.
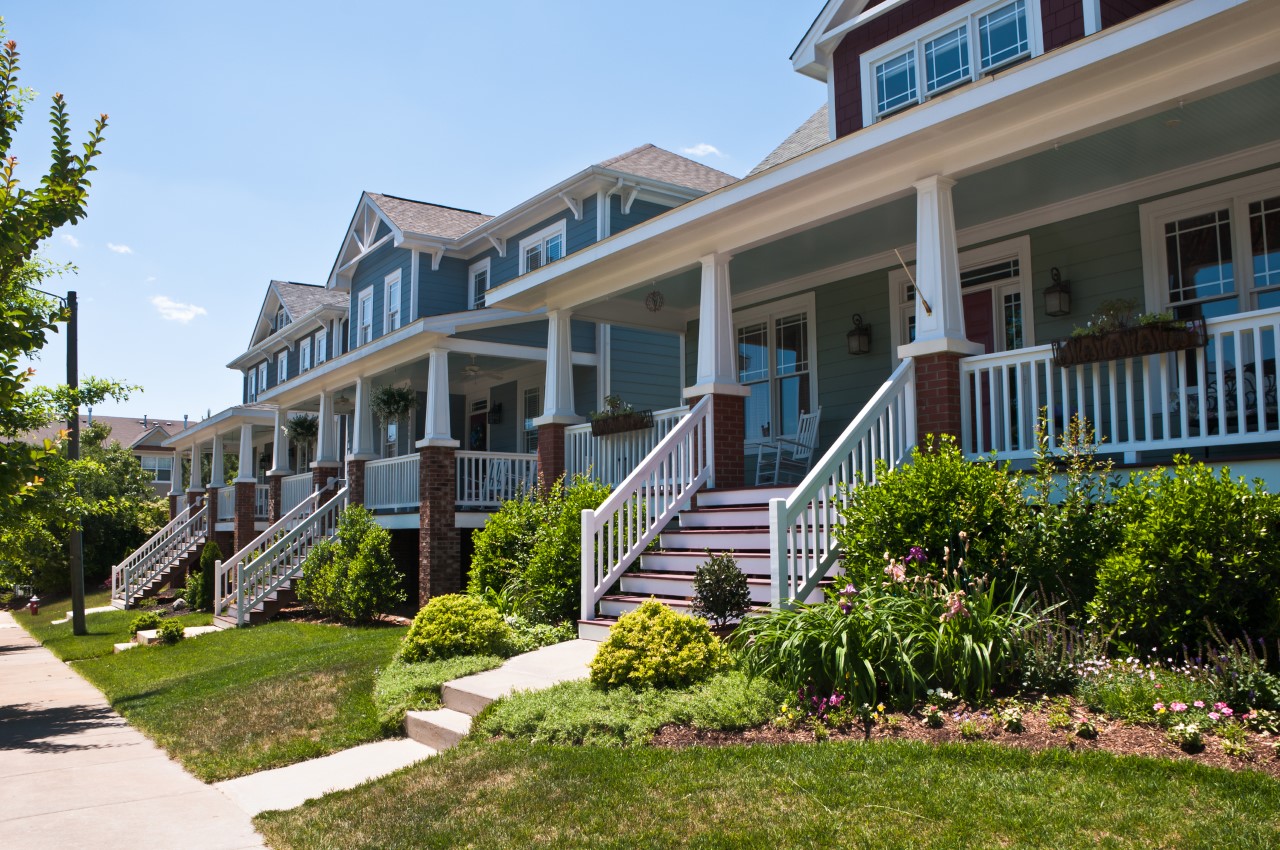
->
[[590, 599, 728, 690], [399, 594, 512, 663]]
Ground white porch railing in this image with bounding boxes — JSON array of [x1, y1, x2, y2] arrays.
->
[[566, 405, 690, 487], [280, 472, 313, 515], [111, 502, 209, 608], [770, 358, 916, 606], [214, 483, 348, 626], [580, 395, 712, 621], [456, 451, 538, 508], [217, 488, 234, 521], [255, 484, 270, 519], [365, 455, 420, 511], [959, 307, 1280, 459]]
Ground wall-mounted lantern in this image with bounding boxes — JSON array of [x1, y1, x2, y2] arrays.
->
[[487, 403, 503, 425], [847, 314, 872, 355], [1045, 267, 1072, 317]]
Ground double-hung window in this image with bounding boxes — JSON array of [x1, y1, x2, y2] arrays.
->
[[357, 289, 374, 345], [315, 328, 328, 364], [277, 349, 289, 384], [300, 338, 312, 372], [470, 258, 491, 309], [735, 295, 817, 443], [275, 307, 288, 332], [522, 386, 541, 452], [247, 369, 257, 402], [385, 271, 401, 332], [258, 362, 268, 393], [864, 0, 1041, 123], [1141, 171, 1280, 319], [519, 222, 566, 274], [139, 455, 173, 483]]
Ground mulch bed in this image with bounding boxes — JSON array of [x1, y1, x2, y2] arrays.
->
[[651, 699, 1280, 780], [271, 603, 411, 627]]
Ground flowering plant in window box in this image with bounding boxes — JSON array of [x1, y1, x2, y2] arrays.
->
[[589, 394, 654, 436], [1053, 299, 1206, 367]]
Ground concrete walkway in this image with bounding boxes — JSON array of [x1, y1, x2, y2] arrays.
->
[[0, 611, 266, 850]]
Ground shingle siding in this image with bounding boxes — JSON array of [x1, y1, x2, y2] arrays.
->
[[1041, 0, 1085, 51], [1100, 0, 1174, 28]]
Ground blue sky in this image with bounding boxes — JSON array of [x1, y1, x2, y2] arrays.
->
[[8, 0, 825, 423]]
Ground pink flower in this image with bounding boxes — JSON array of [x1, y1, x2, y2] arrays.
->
[[1170, 702, 1187, 713], [1193, 701, 1205, 709], [1221, 707, 1233, 717], [1208, 712, 1221, 721], [1153, 702, 1165, 712], [884, 562, 906, 582]]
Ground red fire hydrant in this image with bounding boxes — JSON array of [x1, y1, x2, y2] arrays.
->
[[27, 595, 39, 616]]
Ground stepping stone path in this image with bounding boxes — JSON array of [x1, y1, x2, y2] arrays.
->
[[113, 624, 221, 653], [406, 639, 599, 750]]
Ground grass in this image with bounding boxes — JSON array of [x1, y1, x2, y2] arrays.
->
[[15, 590, 406, 781], [15, 590, 212, 661], [373, 654, 505, 732], [475, 671, 785, 746], [255, 738, 1280, 849]]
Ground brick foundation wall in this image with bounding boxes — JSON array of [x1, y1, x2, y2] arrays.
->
[[211, 530, 235, 563], [312, 464, 340, 495], [914, 351, 965, 446], [169, 493, 180, 521], [186, 491, 201, 513], [234, 481, 256, 556], [536, 423, 567, 490], [418, 445, 460, 607], [688, 393, 745, 491], [346, 458, 367, 507], [267, 474, 282, 523]]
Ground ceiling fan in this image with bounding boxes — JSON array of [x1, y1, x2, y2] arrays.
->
[[461, 354, 503, 382]]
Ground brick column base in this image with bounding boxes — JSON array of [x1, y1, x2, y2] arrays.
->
[[913, 351, 965, 447], [418, 445, 460, 607], [206, 486, 220, 526], [267, 474, 283, 522], [536, 423, 567, 491], [346, 458, 367, 507], [234, 481, 256, 555], [186, 492, 202, 513], [312, 464, 341, 496], [687, 393, 745, 491], [168, 494, 180, 521]]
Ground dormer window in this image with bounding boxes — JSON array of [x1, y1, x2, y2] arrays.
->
[[275, 307, 288, 331], [470, 258, 491, 309], [520, 221, 566, 274], [864, 0, 1041, 124]]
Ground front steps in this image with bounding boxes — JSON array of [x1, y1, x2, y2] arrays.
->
[[405, 639, 598, 751], [110, 545, 203, 610], [580, 487, 811, 639], [213, 584, 299, 629]]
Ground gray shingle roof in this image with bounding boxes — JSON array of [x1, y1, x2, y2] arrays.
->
[[598, 144, 738, 193], [273, 281, 346, 318], [368, 193, 494, 240], [22, 414, 184, 449], [749, 105, 830, 176]]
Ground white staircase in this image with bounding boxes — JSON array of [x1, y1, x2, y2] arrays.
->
[[579, 487, 815, 640], [110, 503, 209, 609]]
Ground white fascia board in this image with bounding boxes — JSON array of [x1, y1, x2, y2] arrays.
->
[[792, 0, 869, 80], [487, 0, 1269, 312], [816, 0, 913, 55], [161, 406, 276, 449], [226, 305, 346, 370], [418, 305, 548, 336]]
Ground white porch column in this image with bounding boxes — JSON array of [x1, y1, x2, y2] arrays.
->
[[351, 376, 378, 459], [186, 444, 203, 492], [684, 252, 747, 398], [210, 434, 225, 487], [899, 175, 982, 358], [417, 349, 459, 447], [315, 390, 339, 465], [268, 407, 292, 475], [168, 459, 183, 496], [234, 424, 256, 483], [533, 309, 583, 425]]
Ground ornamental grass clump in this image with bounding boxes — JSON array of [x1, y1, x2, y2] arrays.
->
[[590, 599, 729, 690]]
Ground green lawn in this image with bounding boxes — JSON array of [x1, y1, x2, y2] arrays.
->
[[15, 591, 406, 781], [256, 738, 1280, 849], [16, 590, 212, 661]]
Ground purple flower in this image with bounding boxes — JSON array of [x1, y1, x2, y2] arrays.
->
[[839, 602, 853, 614], [907, 546, 926, 564], [838, 583, 859, 597]]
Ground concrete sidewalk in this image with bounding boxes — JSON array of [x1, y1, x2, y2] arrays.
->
[[0, 611, 266, 850]]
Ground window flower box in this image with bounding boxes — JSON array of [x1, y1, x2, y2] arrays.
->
[[1052, 319, 1206, 367], [590, 410, 654, 437]]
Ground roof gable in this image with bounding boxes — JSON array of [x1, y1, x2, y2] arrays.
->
[[597, 145, 738, 194], [792, 0, 886, 80], [246, 280, 340, 349]]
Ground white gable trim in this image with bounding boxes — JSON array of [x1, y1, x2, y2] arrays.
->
[[328, 194, 403, 289], [792, 0, 873, 81]]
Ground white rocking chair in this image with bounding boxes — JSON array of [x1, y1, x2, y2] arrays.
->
[[754, 409, 821, 486]]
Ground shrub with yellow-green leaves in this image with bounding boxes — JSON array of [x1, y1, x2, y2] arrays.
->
[[590, 599, 729, 690]]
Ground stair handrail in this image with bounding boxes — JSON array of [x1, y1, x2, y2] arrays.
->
[[769, 358, 916, 606], [118, 502, 209, 607], [212, 484, 325, 617], [112, 504, 192, 602], [580, 395, 710, 622], [224, 484, 349, 626]]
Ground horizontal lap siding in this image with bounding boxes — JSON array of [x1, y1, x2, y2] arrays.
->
[[490, 211, 577, 287], [424, 256, 468, 318], [814, 270, 896, 454], [609, 327, 682, 412], [610, 197, 670, 235], [574, 365, 597, 417], [568, 195, 596, 253], [350, 241, 411, 348], [488, 380, 518, 452]]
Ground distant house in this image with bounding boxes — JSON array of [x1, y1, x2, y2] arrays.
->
[[24, 414, 186, 497]]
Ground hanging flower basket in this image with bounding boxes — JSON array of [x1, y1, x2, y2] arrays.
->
[[590, 410, 654, 436], [1052, 319, 1206, 367], [371, 385, 416, 422]]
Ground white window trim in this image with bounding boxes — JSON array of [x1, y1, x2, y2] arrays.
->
[[889, 236, 1034, 363], [247, 369, 257, 402], [299, 337, 312, 373], [732, 291, 820, 446], [315, 328, 328, 364], [518, 220, 568, 275], [357, 289, 374, 346], [277, 349, 289, 385], [469, 257, 492, 310], [520, 382, 543, 453], [258, 362, 268, 392], [384, 270, 402, 333], [1140, 169, 1280, 313], [861, 0, 1044, 126]]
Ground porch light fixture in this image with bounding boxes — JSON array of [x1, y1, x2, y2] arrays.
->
[[1044, 267, 1072, 317], [847, 314, 872, 356], [487, 403, 503, 425]]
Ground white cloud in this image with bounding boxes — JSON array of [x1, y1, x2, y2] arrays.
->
[[107, 242, 133, 254], [682, 143, 723, 158], [145, 276, 157, 284], [61, 233, 80, 248], [151, 295, 207, 323]]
